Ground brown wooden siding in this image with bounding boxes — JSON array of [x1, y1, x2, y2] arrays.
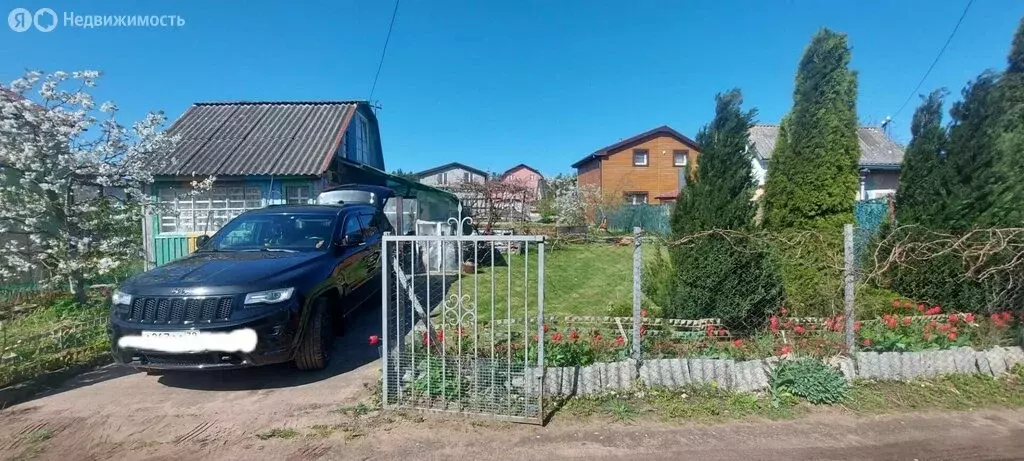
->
[[598, 134, 699, 203], [577, 160, 601, 189]]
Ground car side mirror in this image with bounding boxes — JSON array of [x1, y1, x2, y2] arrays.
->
[[340, 233, 365, 247], [195, 235, 210, 249]]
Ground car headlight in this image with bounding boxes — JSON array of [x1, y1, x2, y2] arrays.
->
[[244, 287, 295, 306], [111, 289, 132, 306]]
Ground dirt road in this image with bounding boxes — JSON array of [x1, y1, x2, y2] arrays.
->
[[2, 304, 1024, 460]]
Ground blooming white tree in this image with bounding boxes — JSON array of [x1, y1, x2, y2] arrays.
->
[[0, 70, 177, 302]]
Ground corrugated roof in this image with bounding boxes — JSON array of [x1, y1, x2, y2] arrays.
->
[[155, 101, 361, 176], [748, 124, 905, 167]]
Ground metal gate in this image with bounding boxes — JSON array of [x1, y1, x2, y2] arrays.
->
[[380, 224, 545, 424]]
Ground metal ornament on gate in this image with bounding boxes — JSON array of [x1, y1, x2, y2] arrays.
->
[[381, 230, 546, 424]]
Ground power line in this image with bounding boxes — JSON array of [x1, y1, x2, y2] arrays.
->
[[369, 0, 401, 102], [892, 0, 975, 120]]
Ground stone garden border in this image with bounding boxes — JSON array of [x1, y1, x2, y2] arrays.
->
[[535, 346, 1024, 396]]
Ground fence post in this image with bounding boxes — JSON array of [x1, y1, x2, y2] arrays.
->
[[632, 227, 642, 364], [843, 224, 855, 354]]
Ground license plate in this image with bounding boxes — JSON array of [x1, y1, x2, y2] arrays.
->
[[141, 330, 200, 339]]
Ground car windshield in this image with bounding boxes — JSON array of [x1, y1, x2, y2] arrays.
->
[[204, 213, 335, 252]]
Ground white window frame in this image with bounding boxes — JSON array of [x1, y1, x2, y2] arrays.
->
[[285, 185, 311, 205], [633, 149, 649, 166], [159, 185, 264, 234], [673, 150, 688, 167], [625, 192, 648, 205]]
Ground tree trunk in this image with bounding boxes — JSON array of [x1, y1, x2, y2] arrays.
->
[[70, 273, 86, 304]]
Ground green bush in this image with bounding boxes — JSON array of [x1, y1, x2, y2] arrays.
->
[[642, 243, 673, 312], [769, 358, 848, 405], [770, 229, 844, 318], [666, 235, 784, 334]]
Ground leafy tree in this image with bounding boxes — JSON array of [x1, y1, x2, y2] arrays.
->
[[665, 90, 783, 331], [944, 72, 1001, 229], [389, 169, 418, 181], [763, 29, 860, 230], [989, 18, 1024, 226], [895, 89, 949, 227], [671, 90, 758, 234], [0, 70, 176, 302]]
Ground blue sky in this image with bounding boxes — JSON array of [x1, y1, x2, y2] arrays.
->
[[3, 0, 1022, 176]]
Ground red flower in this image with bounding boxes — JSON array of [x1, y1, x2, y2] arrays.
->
[[903, 301, 914, 309], [925, 306, 941, 316], [892, 299, 901, 308], [770, 316, 781, 333], [999, 311, 1013, 322], [794, 325, 806, 334], [716, 328, 727, 337], [732, 339, 744, 348], [705, 325, 715, 337], [948, 313, 959, 324], [923, 332, 933, 341], [862, 338, 872, 347], [947, 332, 958, 341], [854, 321, 862, 332], [926, 320, 938, 331], [779, 345, 793, 355], [641, 309, 648, 318], [368, 335, 380, 345], [552, 332, 563, 342], [569, 330, 580, 341], [640, 326, 648, 337], [964, 313, 975, 323], [938, 323, 951, 333], [437, 330, 445, 343], [422, 331, 430, 345], [917, 304, 926, 313], [903, 316, 912, 326], [543, 324, 549, 333], [992, 313, 1007, 328], [594, 334, 602, 341], [885, 317, 898, 329], [615, 336, 625, 345]]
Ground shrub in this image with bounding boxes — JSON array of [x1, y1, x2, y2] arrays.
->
[[770, 229, 844, 317], [666, 234, 783, 334], [769, 358, 848, 405], [641, 243, 673, 312]]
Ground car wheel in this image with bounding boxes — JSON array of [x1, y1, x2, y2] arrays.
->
[[295, 296, 332, 371]]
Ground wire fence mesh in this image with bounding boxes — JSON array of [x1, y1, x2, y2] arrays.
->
[[381, 234, 546, 423]]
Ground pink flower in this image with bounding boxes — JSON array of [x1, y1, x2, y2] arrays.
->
[[862, 338, 872, 347], [368, 335, 380, 345], [779, 345, 793, 355], [948, 313, 959, 324], [569, 330, 580, 341], [552, 332, 563, 342], [770, 316, 780, 333], [947, 332, 958, 341], [641, 309, 648, 318], [923, 332, 933, 341], [732, 339, 744, 348], [964, 313, 975, 323], [854, 321, 862, 332], [892, 299, 901, 308], [615, 336, 625, 345], [794, 325, 806, 335], [925, 306, 941, 316], [917, 304, 926, 313], [903, 316, 912, 326]]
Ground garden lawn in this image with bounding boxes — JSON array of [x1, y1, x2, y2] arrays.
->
[[454, 243, 633, 322], [0, 295, 110, 389]]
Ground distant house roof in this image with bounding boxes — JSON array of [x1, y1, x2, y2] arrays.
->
[[571, 125, 700, 169], [414, 162, 489, 179], [154, 101, 367, 176], [748, 124, 905, 168], [501, 163, 543, 179]]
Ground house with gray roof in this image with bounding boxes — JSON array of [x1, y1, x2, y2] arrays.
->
[[748, 124, 905, 200]]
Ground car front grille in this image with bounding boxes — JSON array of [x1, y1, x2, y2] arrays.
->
[[125, 296, 234, 324]]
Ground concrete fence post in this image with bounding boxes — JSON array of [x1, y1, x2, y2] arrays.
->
[[632, 227, 642, 365], [843, 224, 856, 354]]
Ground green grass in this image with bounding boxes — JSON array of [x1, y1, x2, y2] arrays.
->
[[255, 428, 299, 440], [0, 294, 111, 389], [453, 243, 633, 322], [557, 366, 1024, 424], [846, 366, 1024, 414]]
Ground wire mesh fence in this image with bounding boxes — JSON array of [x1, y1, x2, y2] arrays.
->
[[380, 233, 546, 423], [519, 224, 1022, 375]]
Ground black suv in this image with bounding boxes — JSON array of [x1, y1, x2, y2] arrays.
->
[[108, 198, 391, 371]]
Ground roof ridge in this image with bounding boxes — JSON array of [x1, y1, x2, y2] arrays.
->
[[193, 100, 367, 106]]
